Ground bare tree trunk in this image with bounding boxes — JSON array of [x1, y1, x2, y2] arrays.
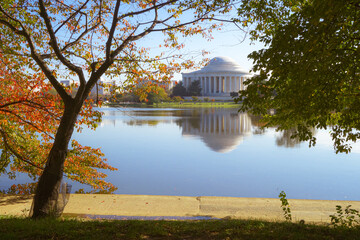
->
[[31, 105, 79, 218]]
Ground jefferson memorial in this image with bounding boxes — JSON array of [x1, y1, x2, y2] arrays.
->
[[181, 56, 253, 97]]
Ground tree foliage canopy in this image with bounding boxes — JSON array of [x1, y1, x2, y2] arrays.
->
[[0, 53, 116, 192], [146, 85, 169, 104], [0, 0, 234, 217], [235, 0, 360, 153]]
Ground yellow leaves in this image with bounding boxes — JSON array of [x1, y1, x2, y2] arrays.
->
[[85, 51, 92, 59]]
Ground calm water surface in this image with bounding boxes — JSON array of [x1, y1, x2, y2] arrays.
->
[[2, 107, 360, 200]]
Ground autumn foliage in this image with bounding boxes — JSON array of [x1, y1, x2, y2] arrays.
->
[[0, 53, 117, 192], [0, 0, 233, 217]]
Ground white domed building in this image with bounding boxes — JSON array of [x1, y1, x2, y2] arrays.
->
[[181, 56, 253, 97]]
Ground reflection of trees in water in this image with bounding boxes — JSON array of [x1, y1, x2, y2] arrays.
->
[[253, 128, 265, 135], [246, 114, 318, 148], [276, 128, 316, 148], [175, 118, 184, 128], [276, 129, 301, 148], [247, 115, 266, 135], [101, 117, 163, 127], [125, 120, 160, 126], [249, 115, 266, 127], [124, 110, 177, 117]]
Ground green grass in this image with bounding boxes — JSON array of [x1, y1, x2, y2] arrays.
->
[[105, 101, 241, 108], [1, 216, 360, 240]]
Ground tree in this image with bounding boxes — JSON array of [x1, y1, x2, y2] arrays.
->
[[234, 0, 360, 153], [188, 80, 202, 96], [0, 53, 116, 194], [0, 0, 232, 218], [146, 86, 169, 105], [172, 81, 187, 97], [172, 96, 183, 102]]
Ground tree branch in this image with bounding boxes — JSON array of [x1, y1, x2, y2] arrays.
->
[[117, 0, 176, 21], [38, 0, 86, 90], [0, 4, 71, 103], [0, 129, 44, 171], [106, 0, 121, 60], [0, 108, 55, 139], [54, 0, 90, 34]]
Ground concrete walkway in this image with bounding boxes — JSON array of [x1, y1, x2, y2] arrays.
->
[[1, 194, 360, 223]]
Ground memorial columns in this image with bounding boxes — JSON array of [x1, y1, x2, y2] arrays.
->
[[202, 77, 205, 94], [211, 76, 214, 94], [236, 76, 239, 91], [205, 77, 208, 94], [219, 76, 222, 94], [201, 77, 204, 95], [182, 73, 251, 96], [227, 76, 229, 93]]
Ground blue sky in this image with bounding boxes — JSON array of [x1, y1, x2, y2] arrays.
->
[[136, 20, 265, 81]]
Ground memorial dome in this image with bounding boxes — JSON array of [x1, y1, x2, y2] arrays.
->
[[192, 56, 249, 74]]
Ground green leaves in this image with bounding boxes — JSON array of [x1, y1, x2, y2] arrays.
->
[[279, 191, 292, 222], [235, 0, 360, 153], [330, 205, 360, 228]]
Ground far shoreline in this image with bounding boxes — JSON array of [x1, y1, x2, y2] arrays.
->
[[102, 101, 241, 109]]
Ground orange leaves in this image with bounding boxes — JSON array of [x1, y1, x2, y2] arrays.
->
[[76, 100, 103, 131], [0, 54, 60, 137], [64, 140, 118, 191], [1, 183, 37, 195], [0, 52, 116, 192]]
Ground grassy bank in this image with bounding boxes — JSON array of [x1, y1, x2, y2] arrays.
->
[[105, 101, 241, 108], [1, 217, 359, 240]]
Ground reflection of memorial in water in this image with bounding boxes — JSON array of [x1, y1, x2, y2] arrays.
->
[[179, 109, 252, 153], [98, 108, 252, 152]]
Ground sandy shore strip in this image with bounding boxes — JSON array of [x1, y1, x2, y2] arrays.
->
[[1, 194, 360, 223]]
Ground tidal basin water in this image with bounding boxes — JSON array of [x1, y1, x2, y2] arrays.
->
[[2, 107, 360, 200]]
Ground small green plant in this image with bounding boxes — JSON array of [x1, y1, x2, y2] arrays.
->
[[279, 191, 292, 221], [329, 205, 360, 228]]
